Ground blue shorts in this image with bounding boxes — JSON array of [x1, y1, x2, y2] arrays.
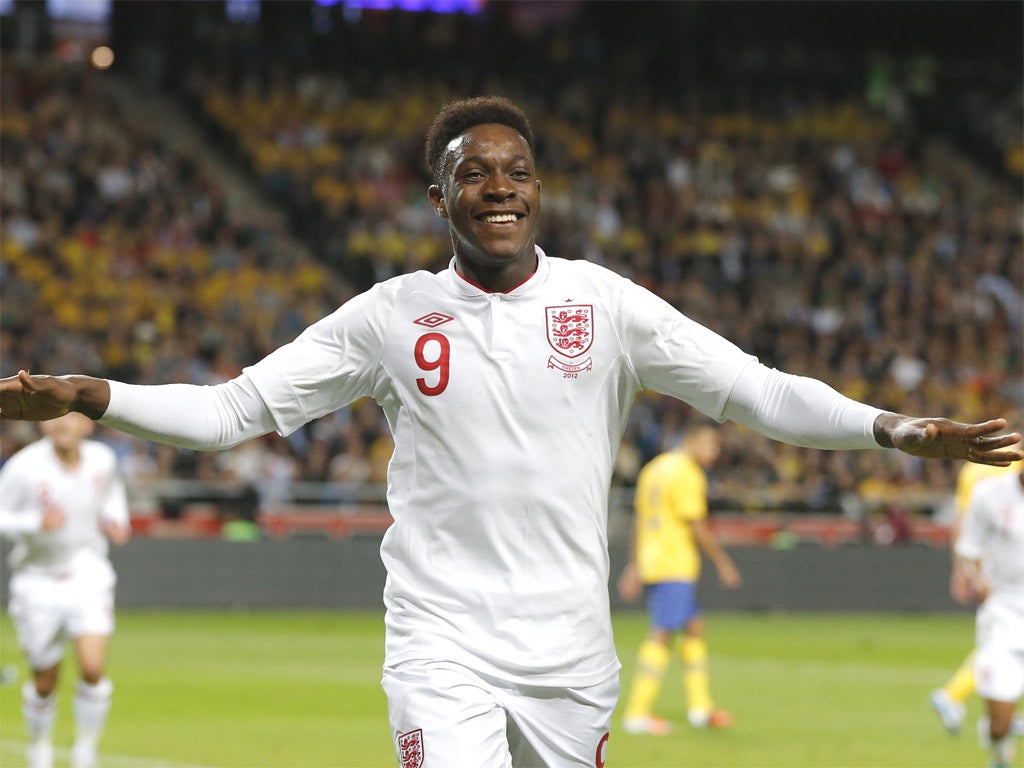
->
[[646, 581, 701, 632]]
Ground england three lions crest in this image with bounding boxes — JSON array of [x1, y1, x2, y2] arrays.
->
[[397, 729, 424, 768], [546, 304, 594, 374]]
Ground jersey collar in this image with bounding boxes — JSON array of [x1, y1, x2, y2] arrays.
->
[[446, 246, 550, 299]]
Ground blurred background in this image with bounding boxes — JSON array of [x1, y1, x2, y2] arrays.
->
[[0, 0, 1021, 571]]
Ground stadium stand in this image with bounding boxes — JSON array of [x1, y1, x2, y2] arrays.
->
[[1, 2, 1020, 541]]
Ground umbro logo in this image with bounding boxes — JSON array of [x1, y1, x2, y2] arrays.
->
[[413, 312, 454, 328]]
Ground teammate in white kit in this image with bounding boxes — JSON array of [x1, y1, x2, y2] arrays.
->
[[955, 466, 1024, 768], [0, 412, 130, 768], [1, 97, 1021, 768]]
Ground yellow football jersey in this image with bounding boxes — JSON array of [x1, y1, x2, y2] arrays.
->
[[634, 450, 707, 583]]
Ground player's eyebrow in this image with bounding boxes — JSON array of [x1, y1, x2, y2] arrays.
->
[[457, 152, 531, 167]]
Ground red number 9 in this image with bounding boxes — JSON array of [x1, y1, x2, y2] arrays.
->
[[415, 333, 450, 396]]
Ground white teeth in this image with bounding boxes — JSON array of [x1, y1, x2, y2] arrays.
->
[[482, 213, 518, 223]]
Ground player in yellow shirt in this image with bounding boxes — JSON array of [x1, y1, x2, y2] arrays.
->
[[617, 423, 741, 735], [931, 451, 1024, 735]]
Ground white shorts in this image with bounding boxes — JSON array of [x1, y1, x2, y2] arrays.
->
[[974, 601, 1024, 703], [382, 660, 618, 768], [975, 645, 1024, 702], [8, 558, 116, 671]]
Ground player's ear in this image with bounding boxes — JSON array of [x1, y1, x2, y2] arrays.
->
[[428, 185, 447, 218]]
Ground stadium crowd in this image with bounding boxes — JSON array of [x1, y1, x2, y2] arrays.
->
[[1, 4, 1021, 521]]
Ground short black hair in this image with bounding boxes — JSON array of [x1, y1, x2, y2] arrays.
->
[[424, 96, 535, 186]]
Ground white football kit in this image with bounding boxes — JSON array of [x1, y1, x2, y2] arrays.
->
[[100, 246, 883, 765], [0, 437, 129, 670], [955, 470, 1024, 703]]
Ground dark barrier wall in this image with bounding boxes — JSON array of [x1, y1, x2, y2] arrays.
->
[[2, 539, 968, 613]]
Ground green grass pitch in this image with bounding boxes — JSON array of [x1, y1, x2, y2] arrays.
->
[[0, 610, 990, 767]]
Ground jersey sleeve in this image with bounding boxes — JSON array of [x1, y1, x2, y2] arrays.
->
[[722, 363, 881, 449], [244, 282, 394, 436], [99, 447, 131, 528], [0, 455, 42, 535], [954, 484, 989, 560], [614, 276, 879, 448], [615, 279, 755, 421], [102, 377, 278, 450]]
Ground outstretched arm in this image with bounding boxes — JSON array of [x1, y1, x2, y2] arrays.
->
[[0, 370, 277, 451], [722, 362, 1023, 466]]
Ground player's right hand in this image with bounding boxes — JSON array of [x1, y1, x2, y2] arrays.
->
[[949, 565, 974, 604], [1, 371, 80, 421]]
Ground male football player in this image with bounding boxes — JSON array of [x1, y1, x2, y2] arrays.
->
[[0, 413, 130, 768]]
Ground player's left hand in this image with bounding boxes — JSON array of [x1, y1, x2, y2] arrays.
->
[[102, 520, 131, 545], [879, 415, 1022, 465], [949, 564, 974, 605], [970, 576, 991, 605], [717, 560, 741, 589], [617, 562, 642, 602]]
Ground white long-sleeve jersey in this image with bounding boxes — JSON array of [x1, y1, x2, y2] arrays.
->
[[101, 247, 882, 685], [0, 437, 129, 575]]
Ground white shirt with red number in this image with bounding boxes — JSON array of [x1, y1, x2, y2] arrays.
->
[[0, 437, 129, 576], [955, 469, 1024, 650], [243, 246, 768, 686]]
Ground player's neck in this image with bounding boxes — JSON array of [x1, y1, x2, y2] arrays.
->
[[53, 445, 81, 469], [455, 252, 538, 294]]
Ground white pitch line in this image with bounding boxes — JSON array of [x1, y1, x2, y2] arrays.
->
[[0, 739, 210, 768]]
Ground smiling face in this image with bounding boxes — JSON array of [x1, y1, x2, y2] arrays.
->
[[428, 123, 542, 293]]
